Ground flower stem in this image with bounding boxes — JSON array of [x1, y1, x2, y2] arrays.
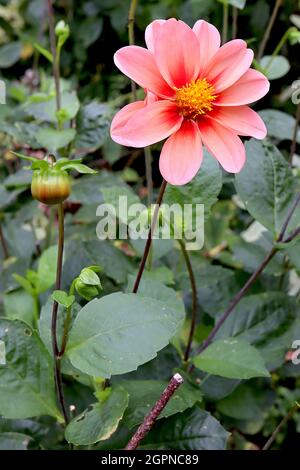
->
[[47, 0, 61, 116], [232, 6, 238, 39], [257, 0, 282, 61], [265, 27, 293, 70], [125, 373, 184, 450], [289, 102, 300, 166], [144, 146, 153, 207], [262, 402, 300, 450], [132, 179, 167, 294], [222, 1, 229, 43], [0, 223, 9, 259], [59, 280, 76, 357], [128, 0, 138, 100], [51, 203, 69, 424], [193, 190, 300, 358], [179, 240, 198, 363]]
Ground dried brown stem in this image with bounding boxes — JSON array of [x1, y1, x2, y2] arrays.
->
[[125, 373, 184, 450]]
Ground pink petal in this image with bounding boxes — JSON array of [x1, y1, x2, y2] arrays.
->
[[199, 118, 246, 173], [145, 19, 166, 52], [193, 20, 221, 71], [154, 19, 200, 88], [159, 120, 203, 185], [204, 39, 253, 93], [215, 69, 270, 106], [111, 100, 183, 148], [110, 101, 145, 134], [208, 106, 267, 139], [114, 46, 174, 98]]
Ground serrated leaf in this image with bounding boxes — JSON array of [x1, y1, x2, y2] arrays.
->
[[192, 338, 270, 379], [235, 140, 300, 235], [36, 128, 76, 152], [66, 291, 185, 377], [65, 386, 128, 445], [215, 292, 299, 369], [164, 150, 222, 221], [140, 407, 229, 450], [121, 380, 202, 429], [0, 319, 62, 420]]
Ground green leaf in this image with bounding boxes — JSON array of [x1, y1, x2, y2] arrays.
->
[[10, 151, 39, 163], [0, 319, 62, 420], [65, 386, 128, 445], [3, 289, 35, 326], [101, 185, 141, 224], [140, 407, 229, 450], [77, 17, 103, 48], [217, 382, 276, 420], [0, 341, 5, 365], [12, 273, 35, 296], [24, 91, 80, 123], [63, 239, 133, 286], [36, 128, 76, 151], [39, 298, 81, 356], [235, 139, 300, 235], [36, 245, 58, 293], [214, 292, 299, 369], [0, 432, 33, 450], [259, 109, 300, 143], [260, 55, 290, 80], [79, 267, 101, 286], [227, 0, 246, 8], [66, 290, 185, 377], [121, 380, 202, 429], [52, 290, 75, 309], [75, 101, 113, 152], [59, 162, 97, 174], [218, 0, 246, 8], [192, 338, 270, 379], [0, 41, 22, 68], [164, 150, 222, 222], [33, 42, 53, 63]]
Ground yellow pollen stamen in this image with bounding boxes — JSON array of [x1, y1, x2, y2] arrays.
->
[[175, 78, 217, 121]]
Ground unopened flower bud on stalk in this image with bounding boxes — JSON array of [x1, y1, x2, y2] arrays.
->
[[31, 164, 71, 205]]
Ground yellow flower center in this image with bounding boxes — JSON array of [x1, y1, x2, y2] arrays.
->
[[175, 78, 217, 120]]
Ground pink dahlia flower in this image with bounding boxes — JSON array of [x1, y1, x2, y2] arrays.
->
[[110, 19, 269, 185]]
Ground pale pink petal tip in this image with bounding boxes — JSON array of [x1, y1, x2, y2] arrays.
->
[[159, 121, 203, 185], [199, 119, 246, 173]]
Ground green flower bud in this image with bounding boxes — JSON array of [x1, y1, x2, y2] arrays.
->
[[55, 20, 70, 37], [31, 168, 71, 205]]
